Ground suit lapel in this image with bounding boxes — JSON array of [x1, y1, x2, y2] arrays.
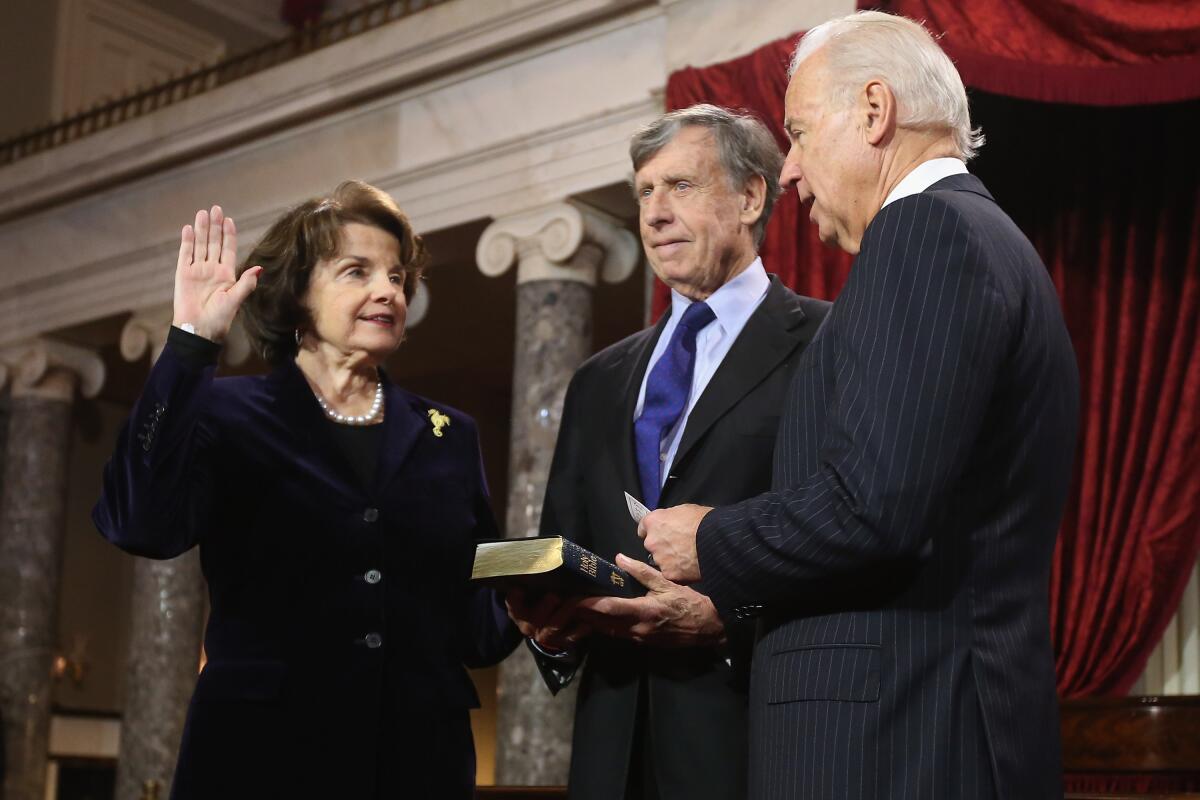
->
[[373, 375, 425, 495], [267, 361, 365, 496], [617, 314, 671, 504], [669, 278, 809, 477]]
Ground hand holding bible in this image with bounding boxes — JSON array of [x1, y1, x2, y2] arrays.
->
[[573, 554, 725, 647], [505, 588, 592, 652]]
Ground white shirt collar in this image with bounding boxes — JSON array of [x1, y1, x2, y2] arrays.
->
[[668, 257, 769, 334], [882, 157, 969, 209]]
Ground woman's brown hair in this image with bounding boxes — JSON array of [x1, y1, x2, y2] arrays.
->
[[237, 180, 429, 365]]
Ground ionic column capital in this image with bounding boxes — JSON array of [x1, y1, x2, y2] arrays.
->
[[119, 306, 174, 365], [120, 306, 255, 366], [407, 281, 430, 329], [476, 201, 639, 286], [0, 339, 105, 400]]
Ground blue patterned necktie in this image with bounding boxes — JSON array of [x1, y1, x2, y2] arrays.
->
[[634, 301, 716, 509]]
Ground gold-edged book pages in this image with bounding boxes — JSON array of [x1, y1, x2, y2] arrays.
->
[[471, 536, 643, 598]]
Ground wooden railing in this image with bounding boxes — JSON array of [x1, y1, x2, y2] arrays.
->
[[0, 0, 449, 168]]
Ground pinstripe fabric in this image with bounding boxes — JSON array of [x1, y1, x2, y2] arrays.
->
[[696, 175, 1079, 799]]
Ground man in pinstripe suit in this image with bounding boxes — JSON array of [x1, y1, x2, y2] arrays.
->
[[641, 11, 1080, 799]]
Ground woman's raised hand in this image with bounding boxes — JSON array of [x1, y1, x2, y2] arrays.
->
[[173, 205, 263, 343]]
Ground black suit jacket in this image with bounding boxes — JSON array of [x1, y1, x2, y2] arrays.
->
[[93, 340, 520, 800], [540, 276, 829, 800], [698, 175, 1080, 799]]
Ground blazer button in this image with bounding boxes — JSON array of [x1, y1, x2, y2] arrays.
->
[[364, 569, 382, 584], [363, 508, 379, 523], [363, 632, 382, 649]]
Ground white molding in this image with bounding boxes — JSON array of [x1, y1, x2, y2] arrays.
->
[[4, 0, 656, 220], [0, 0, 858, 349], [0, 2, 666, 349], [0, 93, 657, 348], [52, 0, 226, 118], [0, 93, 657, 347]]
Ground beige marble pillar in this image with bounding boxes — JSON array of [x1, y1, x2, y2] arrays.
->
[[0, 340, 104, 800], [477, 201, 638, 785]]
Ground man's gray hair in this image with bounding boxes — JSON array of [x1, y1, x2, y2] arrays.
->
[[790, 10, 984, 160], [630, 104, 783, 246]]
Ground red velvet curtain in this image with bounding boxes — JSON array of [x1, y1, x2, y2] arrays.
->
[[876, 0, 1200, 105], [662, 34, 1200, 697], [970, 94, 1200, 697]]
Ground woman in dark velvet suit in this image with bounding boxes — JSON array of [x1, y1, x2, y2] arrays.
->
[[93, 181, 520, 799]]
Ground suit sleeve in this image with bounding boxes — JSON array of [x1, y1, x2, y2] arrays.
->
[[526, 366, 593, 691], [538, 367, 592, 546], [458, 419, 522, 668], [697, 195, 1012, 614], [91, 332, 224, 559]]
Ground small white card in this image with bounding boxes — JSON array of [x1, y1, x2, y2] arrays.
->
[[624, 491, 650, 523]]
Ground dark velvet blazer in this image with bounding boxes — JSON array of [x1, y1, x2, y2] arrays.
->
[[539, 277, 830, 800], [94, 340, 520, 800], [698, 175, 1080, 799]]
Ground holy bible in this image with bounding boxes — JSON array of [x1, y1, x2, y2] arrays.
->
[[471, 536, 644, 598]]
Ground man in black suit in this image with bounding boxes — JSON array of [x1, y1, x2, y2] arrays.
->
[[507, 105, 828, 799], [641, 12, 1080, 800]]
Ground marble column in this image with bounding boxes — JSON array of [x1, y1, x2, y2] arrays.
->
[[477, 201, 638, 784], [114, 308, 210, 800], [0, 340, 104, 800], [0, 378, 8, 529]]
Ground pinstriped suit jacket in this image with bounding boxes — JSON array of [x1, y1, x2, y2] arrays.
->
[[696, 174, 1079, 800]]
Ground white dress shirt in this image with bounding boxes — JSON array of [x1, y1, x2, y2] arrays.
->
[[882, 157, 969, 209], [634, 257, 770, 485]]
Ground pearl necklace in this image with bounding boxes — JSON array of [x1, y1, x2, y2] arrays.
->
[[314, 378, 384, 425]]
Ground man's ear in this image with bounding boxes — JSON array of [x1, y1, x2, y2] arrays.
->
[[739, 174, 768, 228], [861, 78, 897, 147]]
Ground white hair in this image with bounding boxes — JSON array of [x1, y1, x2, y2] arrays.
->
[[789, 10, 983, 160]]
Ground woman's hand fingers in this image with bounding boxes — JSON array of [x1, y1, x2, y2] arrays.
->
[[227, 266, 261, 308], [173, 206, 254, 342], [206, 205, 224, 264], [177, 224, 194, 273], [193, 209, 209, 263], [190, 266, 260, 341], [220, 216, 238, 267]]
